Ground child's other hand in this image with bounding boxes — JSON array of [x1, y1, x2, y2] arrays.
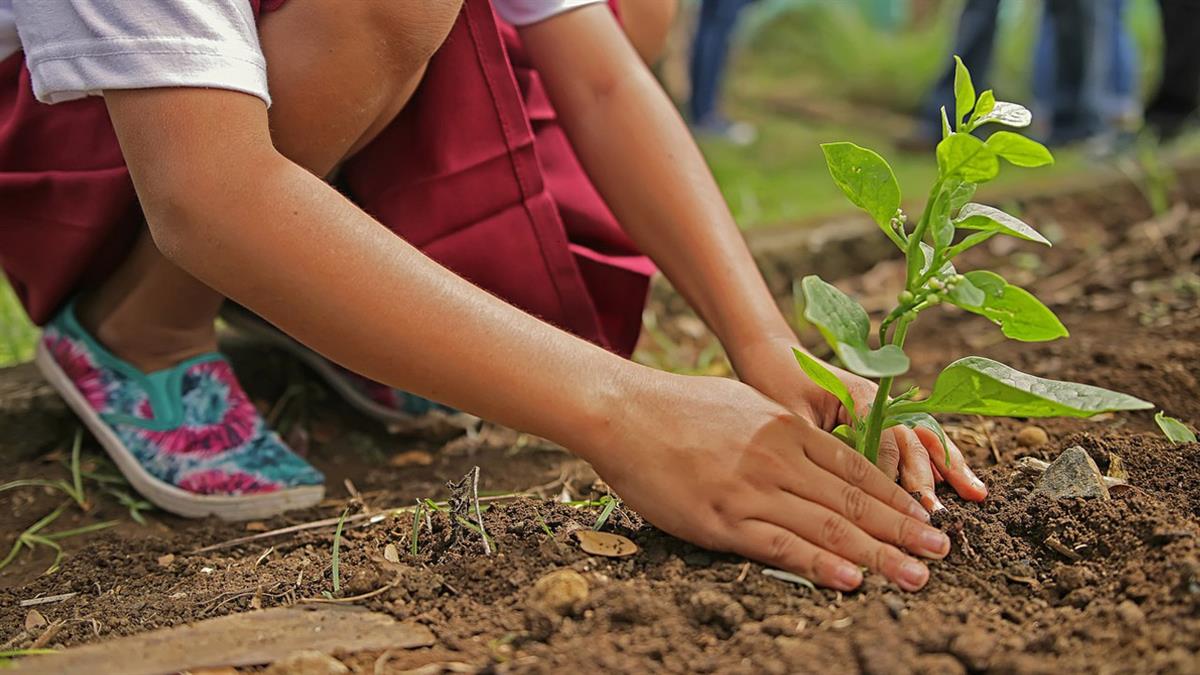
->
[[730, 337, 988, 513], [581, 372, 950, 591]]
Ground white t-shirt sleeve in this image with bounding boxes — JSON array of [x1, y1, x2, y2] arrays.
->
[[13, 0, 270, 105], [493, 0, 607, 26]]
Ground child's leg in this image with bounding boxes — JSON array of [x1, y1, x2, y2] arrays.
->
[[76, 0, 463, 372]]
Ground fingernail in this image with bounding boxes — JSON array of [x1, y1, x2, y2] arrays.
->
[[920, 529, 950, 556], [968, 470, 986, 491], [899, 560, 928, 590], [908, 502, 931, 521], [931, 496, 947, 512], [834, 565, 863, 590]]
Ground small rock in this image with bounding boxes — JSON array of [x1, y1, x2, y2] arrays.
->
[[1115, 600, 1145, 625], [262, 650, 349, 675], [528, 569, 589, 617], [244, 522, 268, 532], [1034, 446, 1110, 500], [24, 609, 47, 632], [156, 553, 176, 567], [1017, 426, 1049, 448], [383, 543, 400, 564]]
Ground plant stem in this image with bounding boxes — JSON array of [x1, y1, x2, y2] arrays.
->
[[860, 319, 912, 464]]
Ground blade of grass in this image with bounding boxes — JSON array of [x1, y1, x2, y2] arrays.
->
[[330, 507, 349, 595], [593, 496, 619, 531], [410, 500, 424, 557], [43, 520, 119, 541], [69, 429, 85, 507], [534, 510, 553, 537]]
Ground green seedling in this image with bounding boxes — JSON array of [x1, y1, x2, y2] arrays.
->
[[534, 510, 554, 538], [593, 495, 620, 531], [0, 503, 118, 576], [326, 507, 350, 598], [410, 499, 425, 557], [1155, 411, 1196, 444], [0, 648, 57, 669], [798, 57, 1153, 465], [1, 430, 89, 509]]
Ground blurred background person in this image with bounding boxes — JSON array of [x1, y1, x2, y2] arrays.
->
[[1032, 0, 1140, 149], [689, 0, 759, 144], [1145, 0, 1200, 141], [900, 0, 1133, 151]]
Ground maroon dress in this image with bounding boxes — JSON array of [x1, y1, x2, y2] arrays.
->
[[0, 0, 653, 357]]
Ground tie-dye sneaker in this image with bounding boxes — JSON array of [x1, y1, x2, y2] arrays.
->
[[34, 302, 325, 521], [220, 305, 473, 431]]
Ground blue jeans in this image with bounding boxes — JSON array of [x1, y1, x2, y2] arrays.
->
[[689, 0, 756, 124], [1033, 0, 1137, 138], [917, 0, 1002, 137]]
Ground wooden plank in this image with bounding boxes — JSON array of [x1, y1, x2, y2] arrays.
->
[[11, 606, 435, 675]]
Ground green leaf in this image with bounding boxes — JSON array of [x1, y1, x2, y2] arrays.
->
[[940, 106, 952, 139], [955, 203, 1050, 245], [800, 276, 910, 378], [985, 131, 1054, 167], [968, 89, 996, 127], [917, 242, 954, 277], [952, 55, 976, 129], [820, 142, 902, 229], [930, 189, 956, 251], [972, 100, 1032, 128], [944, 231, 996, 260], [946, 274, 985, 307], [885, 412, 950, 466], [831, 424, 857, 448], [953, 271, 1069, 341], [937, 134, 999, 183], [1155, 411, 1196, 444], [892, 356, 1154, 418], [946, 179, 977, 214], [793, 349, 858, 423]]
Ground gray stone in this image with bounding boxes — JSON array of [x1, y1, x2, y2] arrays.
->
[[1034, 446, 1110, 500]]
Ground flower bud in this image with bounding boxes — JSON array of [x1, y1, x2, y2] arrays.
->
[[928, 278, 945, 291], [898, 290, 915, 304]]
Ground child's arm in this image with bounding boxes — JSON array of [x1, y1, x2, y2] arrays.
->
[[103, 87, 946, 591], [519, 6, 987, 508]]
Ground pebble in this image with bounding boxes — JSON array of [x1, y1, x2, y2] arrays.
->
[[262, 650, 348, 675], [1016, 425, 1050, 448], [528, 569, 589, 617], [1034, 446, 1110, 500]]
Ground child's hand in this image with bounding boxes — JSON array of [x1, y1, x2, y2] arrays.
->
[[581, 372, 951, 591], [729, 337, 988, 513]]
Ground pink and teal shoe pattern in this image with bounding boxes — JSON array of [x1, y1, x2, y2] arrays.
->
[[40, 303, 324, 500]]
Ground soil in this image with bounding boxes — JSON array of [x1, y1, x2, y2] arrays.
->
[[2, 170, 1199, 674]]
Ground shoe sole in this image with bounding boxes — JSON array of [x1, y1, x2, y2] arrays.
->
[[221, 305, 476, 431], [35, 341, 324, 521]]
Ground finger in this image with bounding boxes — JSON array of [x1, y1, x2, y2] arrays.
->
[[896, 427, 943, 512], [802, 430, 929, 522], [765, 497, 933, 592], [734, 519, 863, 591], [791, 462, 950, 559], [930, 458, 945, 483], [913, 427, 987, 501], [877, 428, 901, 482]]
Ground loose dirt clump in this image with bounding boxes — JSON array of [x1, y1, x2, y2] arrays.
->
[[1, 171, 1199, 673]]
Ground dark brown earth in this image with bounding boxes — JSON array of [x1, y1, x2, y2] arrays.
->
[[1, 169, 1199, 674]]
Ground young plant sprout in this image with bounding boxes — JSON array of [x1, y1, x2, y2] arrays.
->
[[796, 57, 1153, 466]]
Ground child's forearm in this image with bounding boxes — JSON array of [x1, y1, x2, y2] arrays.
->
[[104, 88, 637, 454], [521, 8, 795, 358]]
